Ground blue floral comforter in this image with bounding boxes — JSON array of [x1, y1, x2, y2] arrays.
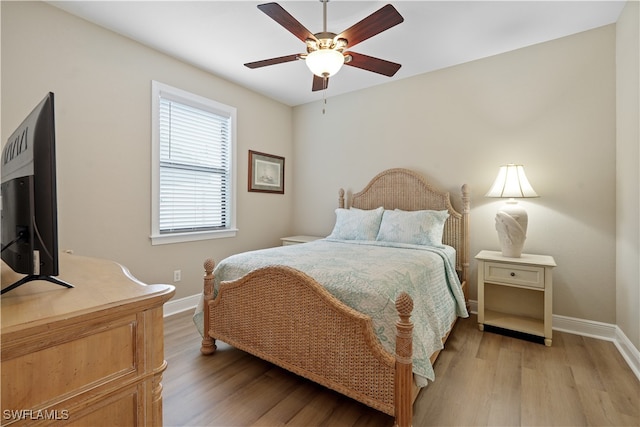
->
[[194, 238, 468, 384]]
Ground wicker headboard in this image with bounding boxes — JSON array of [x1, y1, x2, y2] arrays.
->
[[338, 168, 470, 285]]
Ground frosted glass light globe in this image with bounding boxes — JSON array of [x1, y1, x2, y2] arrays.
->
[[305, 49, 345, 77]]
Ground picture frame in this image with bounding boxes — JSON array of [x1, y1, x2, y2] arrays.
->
[[248, 150, 285, 194]]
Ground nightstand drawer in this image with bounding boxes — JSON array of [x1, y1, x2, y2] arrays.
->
[[484, 262, 545, 289]]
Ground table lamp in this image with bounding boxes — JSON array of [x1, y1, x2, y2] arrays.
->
[[486, 164, 539, 257]]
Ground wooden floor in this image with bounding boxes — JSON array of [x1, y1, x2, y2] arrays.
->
[[163, 310, 639, 426]]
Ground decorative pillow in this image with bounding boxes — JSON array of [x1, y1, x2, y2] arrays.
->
[[327, 207, 384, 241], [376, 209, 449, 247]]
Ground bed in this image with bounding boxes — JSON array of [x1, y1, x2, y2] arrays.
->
[[195, 168, 470, 427]]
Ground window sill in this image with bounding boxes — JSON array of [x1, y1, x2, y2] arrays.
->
[[150, 228, 238, 245]]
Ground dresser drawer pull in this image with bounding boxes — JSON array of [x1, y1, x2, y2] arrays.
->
[[510, 272, 515, 277]]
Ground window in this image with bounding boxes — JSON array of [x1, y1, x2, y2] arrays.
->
[[151, 81, 237, 245]]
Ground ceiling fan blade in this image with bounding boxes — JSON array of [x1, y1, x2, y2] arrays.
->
[[337, 4, 404, 49], [257, 2, 316, 43], [244, 54, 300, 69], [345, 52, 401, 77], [312, 75, 329, 92]]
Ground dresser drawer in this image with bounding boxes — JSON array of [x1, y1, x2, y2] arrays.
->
[[484, 262, 545, 289]]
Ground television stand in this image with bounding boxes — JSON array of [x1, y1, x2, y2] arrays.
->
[[0, 274, 74, 295]]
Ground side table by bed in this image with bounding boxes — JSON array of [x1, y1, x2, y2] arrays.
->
[[476, 250, 556, 346], [280, 235, 322, 246], [1, 253, 175, 426]]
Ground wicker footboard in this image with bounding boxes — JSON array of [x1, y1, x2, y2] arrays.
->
[[200, 259, 414, 427]]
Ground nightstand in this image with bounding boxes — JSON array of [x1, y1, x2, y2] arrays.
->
[[280, 235, 322, 246], [476, 250, 556, 346]]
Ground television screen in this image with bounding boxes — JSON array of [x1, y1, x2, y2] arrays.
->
[[1, 92, 72, 294]]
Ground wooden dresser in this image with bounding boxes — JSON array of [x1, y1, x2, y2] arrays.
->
[[1, 253, 175, 426]]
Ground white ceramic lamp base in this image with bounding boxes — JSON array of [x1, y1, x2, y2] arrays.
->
[[494, 200, 528, 258]]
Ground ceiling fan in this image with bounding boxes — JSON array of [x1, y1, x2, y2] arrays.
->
[[244, 1, 404, 92]]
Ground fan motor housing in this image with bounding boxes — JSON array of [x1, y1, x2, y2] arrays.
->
[[307, 32, 347, 53]]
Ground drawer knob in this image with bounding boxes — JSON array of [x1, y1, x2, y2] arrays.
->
[[510, 272, 516, 277]]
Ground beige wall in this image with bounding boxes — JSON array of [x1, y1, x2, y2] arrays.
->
[[616, 1, 640, 350], [1, 1, 293, 300], [1, 1, 631, 333], [292, 25, 617, 324]]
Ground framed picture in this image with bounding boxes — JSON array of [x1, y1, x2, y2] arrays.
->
[[248, 150, 285, 194]]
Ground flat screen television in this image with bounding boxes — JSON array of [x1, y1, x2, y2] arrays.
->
[[1, 92, 72, 294]]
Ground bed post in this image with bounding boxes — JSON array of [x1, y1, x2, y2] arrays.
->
[[200, 258, 217, 355], [461, 184, 470, 303], [338, 188, 345, 209], [394, 292, 414, 427]]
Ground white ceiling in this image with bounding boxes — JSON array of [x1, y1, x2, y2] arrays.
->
[[49, 1, 626, 106]]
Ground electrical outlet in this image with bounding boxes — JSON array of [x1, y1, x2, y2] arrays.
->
[[173, 270, 181, 282]]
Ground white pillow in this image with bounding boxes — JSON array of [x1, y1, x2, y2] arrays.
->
[[376, 209, 449, 247], [327, 207, 384, 241]]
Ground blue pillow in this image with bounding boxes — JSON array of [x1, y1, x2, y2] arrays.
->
[[376, 209, 449, 247], [327, 207, 384, 241]]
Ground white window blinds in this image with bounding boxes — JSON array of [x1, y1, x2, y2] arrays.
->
[[159, 98, 231, 233], [151, 81, 236, 244]]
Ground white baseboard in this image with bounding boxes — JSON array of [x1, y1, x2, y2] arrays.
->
[[552, 314, 616, 340], [553, 314, 640, 381], [469, 300, 639, 380], [468, 299, 478, 314], [163, 293, 200, 317], [170, 296, 640, 381], [614, 326, 640, 381]]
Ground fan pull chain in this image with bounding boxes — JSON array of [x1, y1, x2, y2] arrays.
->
[[322, 76, 328, 114], [322, 87, 327, 114]]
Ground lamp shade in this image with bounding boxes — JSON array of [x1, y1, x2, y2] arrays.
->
[[305, 49, 345, 78], [485, 164, 538, 198]]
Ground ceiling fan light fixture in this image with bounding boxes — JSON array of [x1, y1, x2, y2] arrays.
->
[[305, 48, 345, 77], [246, 2, 404, 91]]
